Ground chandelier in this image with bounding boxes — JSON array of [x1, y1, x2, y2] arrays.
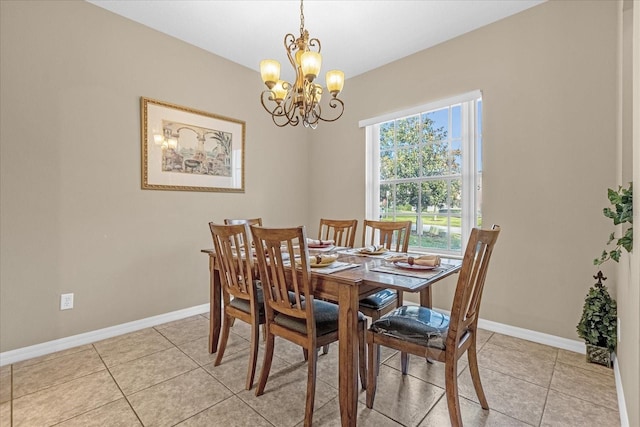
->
[[259, 0, 345, 128]]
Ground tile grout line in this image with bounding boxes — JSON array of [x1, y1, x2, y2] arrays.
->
[[92, 343, 145, 427], [536, 347, 560, 426]]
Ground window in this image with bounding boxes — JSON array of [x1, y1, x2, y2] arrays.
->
[[361, 91, 482, 256]]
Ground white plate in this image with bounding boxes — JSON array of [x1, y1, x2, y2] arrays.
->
[[359, 247, 388, 255]]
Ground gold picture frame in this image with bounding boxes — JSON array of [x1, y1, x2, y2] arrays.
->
[[141, 97, 245, 192]]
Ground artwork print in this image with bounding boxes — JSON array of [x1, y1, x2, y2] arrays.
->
[[141, 97, 245, 192]]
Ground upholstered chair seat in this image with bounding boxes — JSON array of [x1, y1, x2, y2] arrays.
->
[[370, 305, 449, 350], [275, 299, 366, 336], [358, 289, 398, 313], [232, 286, 301, 325], [229, 283, 265, 322]]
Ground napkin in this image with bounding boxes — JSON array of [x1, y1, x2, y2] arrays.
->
[[307, 253, 339, 266], [360, 245, 386, 254], [307, 238, 335, 248], [387, 254, 441, 266]]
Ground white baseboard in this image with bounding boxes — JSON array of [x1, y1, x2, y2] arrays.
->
[[414, 304, 587, 353], [475, 316, 586, 354], [613, 354, 629, 427], [0, 304, 209, 366]]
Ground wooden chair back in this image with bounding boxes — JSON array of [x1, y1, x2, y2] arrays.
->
[[318, 218, 358, 247], [224, 218, 263, 226], [363, 219, 412, 252], [447, 225, 501, 347], [251, 225, 315, 333], [209, 223, 256, 305], [224, 218, 262, 247]]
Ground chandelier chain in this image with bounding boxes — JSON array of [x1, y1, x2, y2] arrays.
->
[[299, 0, 305, 35]]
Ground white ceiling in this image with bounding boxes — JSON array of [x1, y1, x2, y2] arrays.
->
[[87, 0, 545, 79]]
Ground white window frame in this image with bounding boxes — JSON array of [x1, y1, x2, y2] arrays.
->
[[360, 90, 482, 256]]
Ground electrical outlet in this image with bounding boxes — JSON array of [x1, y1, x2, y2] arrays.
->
[[60, 293, 74, 310]]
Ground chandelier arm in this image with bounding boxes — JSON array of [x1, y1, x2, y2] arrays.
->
[[282, 91, 300, 126], [265, 88, 300, 127], [316, 97, 345, 123], [260, 90, 286, 117], [305, 106, 321, 127], [307, 37, 321, 53], [284, 33, 297, 66]]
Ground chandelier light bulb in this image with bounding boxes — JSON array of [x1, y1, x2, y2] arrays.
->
[[326, 70, 344, 97], [272, 80, 287, 103], [260, 59, 281, 89], [301, 51, 321, 82]]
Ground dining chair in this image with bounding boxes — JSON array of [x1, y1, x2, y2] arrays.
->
[[366, 225, 501, 427], [250, 225, 367, 427], [358, 219, 412, 321], [209, 222, 263, 390], [318, 218, 358, 247]]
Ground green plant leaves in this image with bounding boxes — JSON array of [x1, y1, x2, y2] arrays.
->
[[576, 281, 617, 351], [594, 183, 633, 265]]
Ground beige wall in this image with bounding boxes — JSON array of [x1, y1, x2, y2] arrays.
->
[[2, 0, 638, 421], [311, 0, 619, 337], [0, 0, 308, 351]]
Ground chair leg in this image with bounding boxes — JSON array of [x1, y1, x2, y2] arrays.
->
[[245, 320, 260, 390], [261, 324, 267, 342], [400, 352, 409, 375], [304, 346, 317, 427], [303, 348, 309, 361], [255, 332, 275, 396], [468, 337, 489, 409], [444, 359, 463, 427], [371, 311, 382, 377], [214, 313, 232, 366], [358, 321, 367, 390], [322, 344, 329, 354], [366, 335, 378, 408]]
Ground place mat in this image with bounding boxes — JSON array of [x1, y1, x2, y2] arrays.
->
[[308, 245, 337, 253], [283, 260, 358, 274], [337, 248, 404, 259], [371, 264, 443, 279], [311, 262, 359, 275]]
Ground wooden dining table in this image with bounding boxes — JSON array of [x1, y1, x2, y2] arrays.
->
[[201, 247, 461, 426]]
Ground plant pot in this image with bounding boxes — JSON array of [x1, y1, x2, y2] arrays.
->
[[586, 344, 612, 368]]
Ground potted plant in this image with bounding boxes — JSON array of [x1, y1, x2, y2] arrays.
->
[[576, 184, 631, 367], [593, 183, 633, 265], [577, 271, 617, 367]]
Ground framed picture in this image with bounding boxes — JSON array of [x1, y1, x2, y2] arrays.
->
[[141, 97, 245, 192]]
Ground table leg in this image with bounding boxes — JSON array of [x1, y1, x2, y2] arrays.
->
[[208, 255, 221, 354], [338, 283, 358, 427], [420, 285, 434, 364], [419, 285, 432, 309]]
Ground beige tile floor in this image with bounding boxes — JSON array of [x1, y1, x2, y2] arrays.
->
[[0, 314, 620, 426]]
